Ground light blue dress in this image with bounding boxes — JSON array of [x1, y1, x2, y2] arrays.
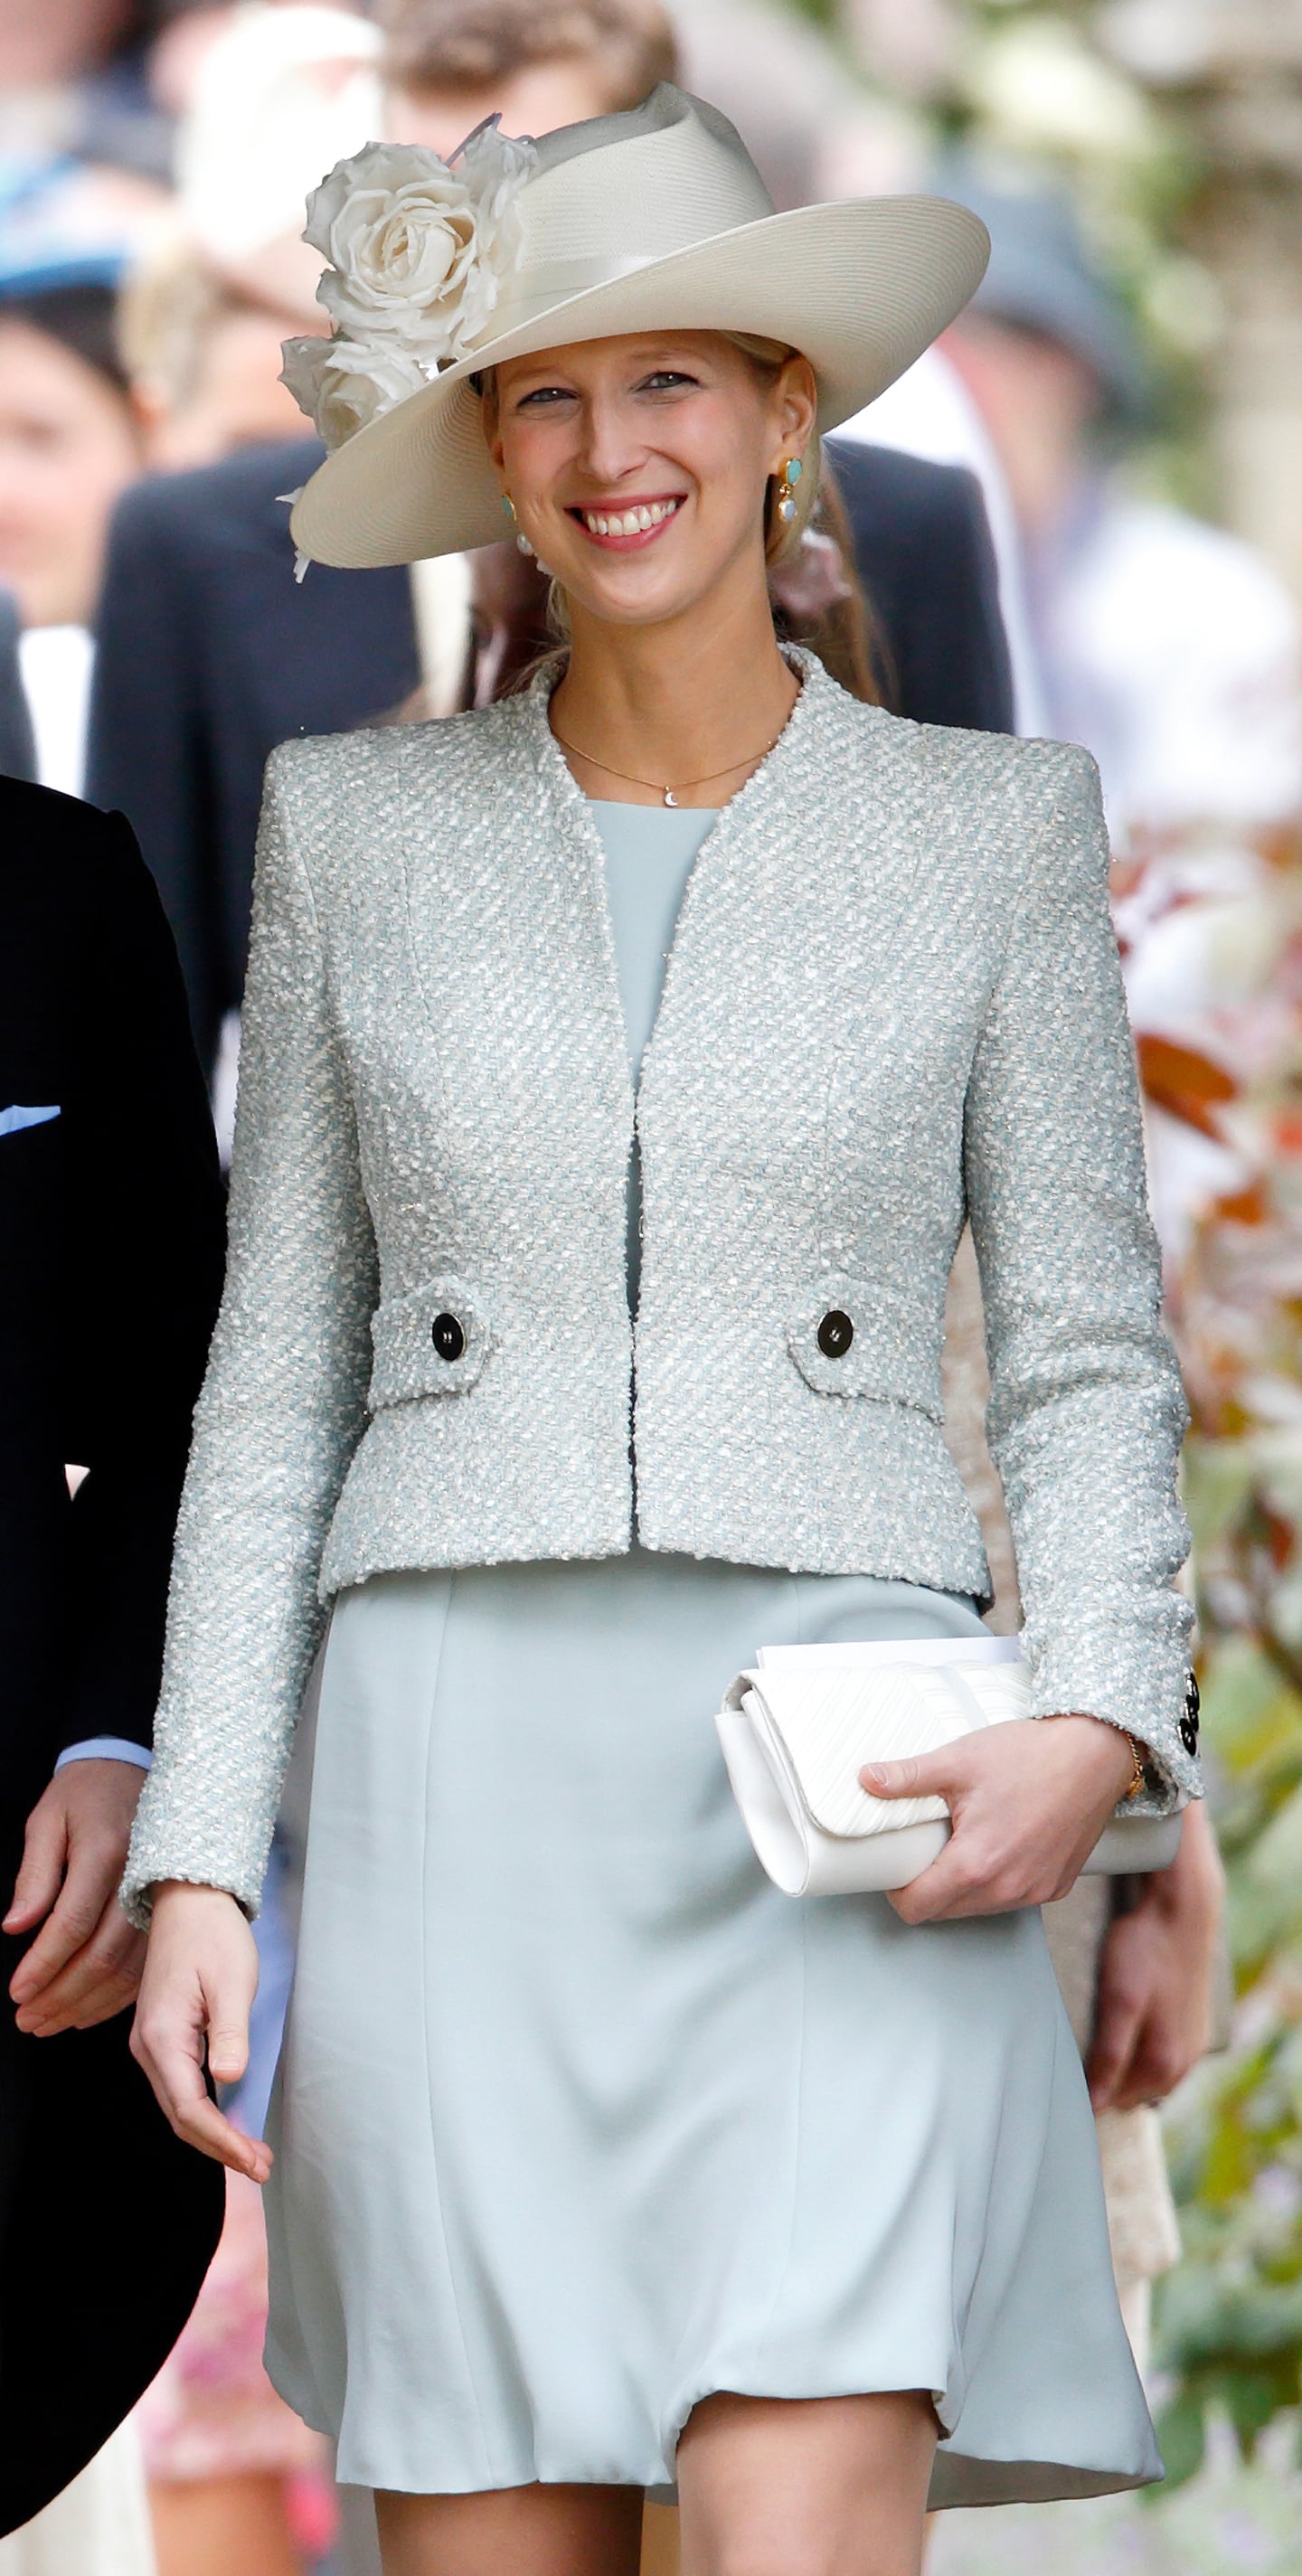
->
[[265, 802, 1158, 2508]]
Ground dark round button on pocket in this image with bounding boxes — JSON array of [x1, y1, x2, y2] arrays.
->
[[816, 1308, 854, 1360], [430, 1311, 466, 1363]]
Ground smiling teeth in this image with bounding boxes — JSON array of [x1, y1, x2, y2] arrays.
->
[[582, 499, 679, 535]]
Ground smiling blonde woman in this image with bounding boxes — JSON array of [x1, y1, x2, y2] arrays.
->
[[125, 88, 1201, 2576]]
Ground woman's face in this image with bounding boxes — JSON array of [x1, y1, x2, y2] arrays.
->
[[0, 319, 140, 627], [486, 330, 816, 635]]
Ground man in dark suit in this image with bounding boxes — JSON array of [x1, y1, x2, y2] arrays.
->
[[0, 779, 226, 2535], [87, 430, 1013, 1080], [88, 437, 421, 1079]]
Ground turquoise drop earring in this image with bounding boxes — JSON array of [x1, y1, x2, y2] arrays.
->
[[775, 454, 803, 523]]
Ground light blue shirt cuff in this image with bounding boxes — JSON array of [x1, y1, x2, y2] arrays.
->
[[55, 1738, 154, 1774]]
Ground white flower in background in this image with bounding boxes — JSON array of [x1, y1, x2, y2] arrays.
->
[[280, 329, 429, 448], [967, 20, 1155, 165]]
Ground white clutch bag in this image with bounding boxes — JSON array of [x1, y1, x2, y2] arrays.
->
[[716, 1637, 1183, 1898]]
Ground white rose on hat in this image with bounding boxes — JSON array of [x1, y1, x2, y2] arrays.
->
[[452, 122, 535, 346], [280, 329, 429, 450], [291, 118, 536, 401], [307, 142, 479, 347]]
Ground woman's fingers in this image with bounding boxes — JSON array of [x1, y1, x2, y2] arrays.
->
[[890, 1828, 1013, 1926], [131, 1991, 271, 2180], [132, 2002, 271, 2178], [130, 1882, 270, 2180], [859, 1749, 960, 1804], [875, 1717, 1137, 1923], [175, 2093, 272, 2184], [861, 1745, 998, 1922], [1086, 1930, 1148, 2110], [1087, 1877, 1219, 2111], [205, 1991, 251, 2088]]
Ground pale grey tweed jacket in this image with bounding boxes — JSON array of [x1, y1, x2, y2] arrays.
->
[[125, 650, 1196, 1921]]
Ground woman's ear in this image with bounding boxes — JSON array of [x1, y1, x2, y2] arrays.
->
[[777, 354, 818, 460]]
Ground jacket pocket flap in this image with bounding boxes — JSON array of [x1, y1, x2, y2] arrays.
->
[[368, 1276, 495, 1410], [785, 1281, 941, 1420]]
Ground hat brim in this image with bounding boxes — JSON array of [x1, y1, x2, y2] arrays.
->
[[289, 193, 989, 568]]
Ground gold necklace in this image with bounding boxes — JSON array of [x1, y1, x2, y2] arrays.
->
[[550, 720, 786, 807]]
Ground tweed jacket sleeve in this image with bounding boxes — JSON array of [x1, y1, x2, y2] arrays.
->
[[124, 748, 378, 1920], [963, 741, 1194, 1796]]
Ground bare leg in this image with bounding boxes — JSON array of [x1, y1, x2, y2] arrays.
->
[[374, 2482, 645, 2576], [641, 2500, 683, 2574], [676, 2392, 937, 2576], [150, 2470, 306, 2576]]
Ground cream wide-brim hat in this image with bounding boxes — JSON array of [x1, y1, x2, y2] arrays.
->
[[290, 85, 989, 570]]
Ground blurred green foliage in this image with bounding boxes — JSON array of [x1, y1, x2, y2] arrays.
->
[[1155, 979, 1302, 2472], [1155, 1503, 1302, 2481]]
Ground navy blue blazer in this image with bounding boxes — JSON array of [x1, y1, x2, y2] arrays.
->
[[825, 437, 1014, 738], [88, 439, 420, 1072], [88, 435, 1013, 1076]]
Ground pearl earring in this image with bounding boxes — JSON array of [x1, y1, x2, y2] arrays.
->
[[502, 492, 535, 556], [775, 454, 803, 523]]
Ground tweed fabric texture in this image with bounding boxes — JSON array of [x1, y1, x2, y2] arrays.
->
[[125, 652, 1195, 1922]]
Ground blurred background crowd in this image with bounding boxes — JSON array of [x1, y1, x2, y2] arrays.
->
[[2, 4, 1302, 2574]]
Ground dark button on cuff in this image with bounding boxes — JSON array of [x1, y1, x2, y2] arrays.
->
[[431, 1311, 467, 1363], [816, 1308, 854, 1360], [1181, 1670, 1200, 1755]]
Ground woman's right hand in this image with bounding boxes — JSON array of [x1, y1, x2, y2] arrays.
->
[[130, 1881, 272, 2183]]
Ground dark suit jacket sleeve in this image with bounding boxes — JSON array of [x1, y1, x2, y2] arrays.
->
[[0, 591, 34, 784], [823, 439, 1015, 736], [57, 813, 225, 1753], [86, 486, 226, 1064]]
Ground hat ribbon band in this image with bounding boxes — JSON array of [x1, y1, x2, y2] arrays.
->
[[464, 250, 675, 356]]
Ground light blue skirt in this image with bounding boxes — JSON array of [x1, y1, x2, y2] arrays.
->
[[264, 1552, 1160, 2506]]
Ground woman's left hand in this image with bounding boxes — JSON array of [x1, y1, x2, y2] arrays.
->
[[1087, 1797, 1224, 2109], [863, 1715, 1139, 1924]]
